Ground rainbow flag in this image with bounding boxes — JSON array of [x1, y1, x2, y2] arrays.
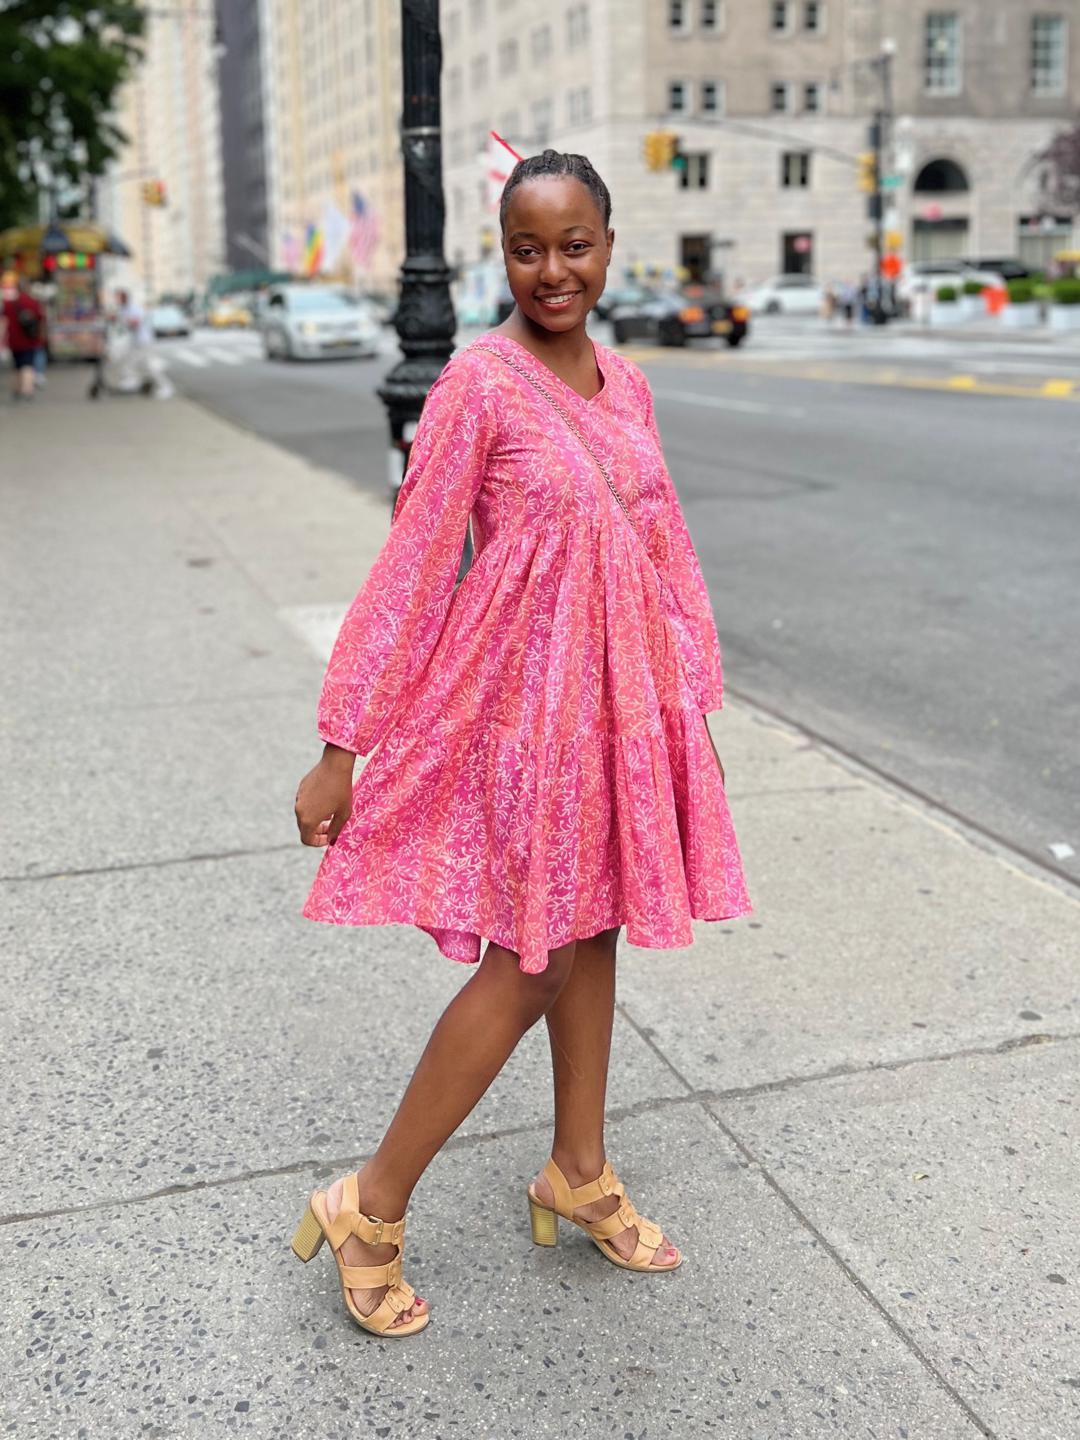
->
[[302, 222, 324, 277]]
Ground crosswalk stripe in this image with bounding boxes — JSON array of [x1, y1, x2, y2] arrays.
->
[[171, 349, 211, 367], [203, 346, 244, 365]]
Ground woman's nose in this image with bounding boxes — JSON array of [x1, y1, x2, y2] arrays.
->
[[538, 250, 570, 286]]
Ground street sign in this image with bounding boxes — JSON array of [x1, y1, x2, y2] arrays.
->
[[881, 174, 903, 189]]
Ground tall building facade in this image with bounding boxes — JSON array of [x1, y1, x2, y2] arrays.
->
[[217, 0, 270, 273], [441, 0, 1079, 286], [99, 7, 225, 300], [259, 0, 404, 292]]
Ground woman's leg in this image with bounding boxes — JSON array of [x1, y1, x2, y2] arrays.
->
[[326, 936, 578, 1326], [532, 927, 678, 1267]]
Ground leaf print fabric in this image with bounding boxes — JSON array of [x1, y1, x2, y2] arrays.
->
[[304, 333, 750, 973]]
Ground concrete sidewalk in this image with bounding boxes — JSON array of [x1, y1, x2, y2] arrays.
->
[[2, 369, 1077, 1439]]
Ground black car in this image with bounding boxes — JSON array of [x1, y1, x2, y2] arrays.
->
[[608, 285, 749, 348]]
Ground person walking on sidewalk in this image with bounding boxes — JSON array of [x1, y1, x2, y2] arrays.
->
[[2, 276, 46, 401], [292, 149, 751, 1337]]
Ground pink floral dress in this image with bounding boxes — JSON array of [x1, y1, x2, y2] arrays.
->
[[304, 333, 750, 973]]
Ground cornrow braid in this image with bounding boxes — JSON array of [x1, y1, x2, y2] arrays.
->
[[499, 148, 612, 234]]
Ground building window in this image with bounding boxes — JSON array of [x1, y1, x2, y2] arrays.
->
[[772, 0, 791, 32], [924, 12, 961, 95], [1031, 15, 1067, 96], [567, 86, 592, 124], [469, 0, 485, 26], [446, 9, 462, 44], [470, 54, 488, 89], [668, 0, 688, 30], [781, 150, 811, 187], [446, 65, 462, 103], [679, 153, 710, 190], [770, 81, 792, 112], [803, 81, 823, 112], [804, 0, 824, 32], [567, 3, 590, 48], [702, 0, 724, 30], [531, 97, 552, 144], [498, 38, 519, 73], [668, 79, 690, 112], [701, 80, 724, 114], [499, 109, 521, 140], [531, 24, 552, 62]]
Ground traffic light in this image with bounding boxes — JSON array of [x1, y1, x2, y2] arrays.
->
[[141, 179, 167, 207], [857, 151, 877, 194], [643, 130, 677, 172], [670, 138, 687, 176]]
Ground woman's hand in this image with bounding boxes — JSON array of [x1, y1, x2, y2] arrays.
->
[[295, 744, 356, 846], [705, 719, 725, 786]]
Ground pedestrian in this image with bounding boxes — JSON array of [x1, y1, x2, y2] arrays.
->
[[112, 287, 169, 395], [292, 148, 751, 1337], [2, 275, 46, 401], [839, 280, 856, 327]]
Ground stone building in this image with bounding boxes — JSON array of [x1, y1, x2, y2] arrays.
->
[[441, 0, 1079, 287], [99, 7, 224, 301]]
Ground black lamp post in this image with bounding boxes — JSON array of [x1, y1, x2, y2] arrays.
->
[[378, 0, 456, 488]]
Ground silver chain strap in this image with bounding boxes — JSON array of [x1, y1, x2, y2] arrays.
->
[[473, 343, 664, 598]]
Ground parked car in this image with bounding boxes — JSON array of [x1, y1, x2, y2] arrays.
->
[[608, 285, 750, 348], [150, 303, 191, 338], [962, 257, 1031, 282], [739, 274, 823, 315], [259, 284, 381, 360]]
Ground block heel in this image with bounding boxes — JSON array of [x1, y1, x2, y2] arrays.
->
[[290, 1203, 326, 1262], [528, 1196, 559, 1247]]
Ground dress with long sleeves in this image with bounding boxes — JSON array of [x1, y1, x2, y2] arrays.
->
[[304, 332, 750, 973]]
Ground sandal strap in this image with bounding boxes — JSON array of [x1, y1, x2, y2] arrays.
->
[[339, 1255, 403, 1290], [543, 1158, 667, 1264], [366, 1280, 416, 1331], [543, 1158, 626, 1215], [325, 1173, 406, 1250]]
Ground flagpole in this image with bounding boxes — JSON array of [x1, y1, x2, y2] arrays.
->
[[378, 0, 455, 486]]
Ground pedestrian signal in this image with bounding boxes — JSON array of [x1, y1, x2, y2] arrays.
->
[[857, 152, 877, 194]]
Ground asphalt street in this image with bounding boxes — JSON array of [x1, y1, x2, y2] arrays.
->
[[160, 318, 1080, 887]]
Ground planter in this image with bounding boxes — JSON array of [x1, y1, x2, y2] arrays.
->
[[1049, 305, 1080, 332], [959, 294, 987, 321], [930, 302, 960, 327], [1001, 302, 1040, 329]]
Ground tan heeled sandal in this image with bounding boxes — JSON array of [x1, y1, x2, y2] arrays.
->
[[290, 1173, 429, 1337], [526, 1157, 683, 1273]]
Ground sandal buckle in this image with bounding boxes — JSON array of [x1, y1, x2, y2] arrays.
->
[[366, 1214, 385, 1245]]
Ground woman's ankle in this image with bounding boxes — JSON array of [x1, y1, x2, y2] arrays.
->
[[550, 1143, 607, 1187], [354, 1160, 414, 1222]]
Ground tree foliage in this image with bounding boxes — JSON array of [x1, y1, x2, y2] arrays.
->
[[1037, 121, 1080, 217], [0, 0, 144, 229]]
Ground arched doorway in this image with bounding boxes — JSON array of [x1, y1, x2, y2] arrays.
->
[[912, 157, 971, 262]]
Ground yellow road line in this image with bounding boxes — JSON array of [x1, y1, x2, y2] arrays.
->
[[622, 348, 1080, 402]]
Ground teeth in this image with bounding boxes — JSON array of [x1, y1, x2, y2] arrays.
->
[[538, 294, 577, 307]]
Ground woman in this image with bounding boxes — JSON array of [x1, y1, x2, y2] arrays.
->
[[292, 150, 750, 1337]]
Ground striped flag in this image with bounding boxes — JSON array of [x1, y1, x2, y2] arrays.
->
[[349, 192, 379, 270], [486, 132, 514, 212], [302, 222, 324, 277]]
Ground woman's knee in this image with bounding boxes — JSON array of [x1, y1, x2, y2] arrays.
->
[[481, 939, 576, 1022]]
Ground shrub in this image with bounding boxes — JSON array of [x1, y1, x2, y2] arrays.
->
[[1051, 278, 1080, 306], [935, 285, 958, 302], [962, 279, 985, 295], [1007, 279, 1035, 305]]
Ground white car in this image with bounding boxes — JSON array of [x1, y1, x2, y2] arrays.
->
[[740, 274, 824, 315], [150, 303, 191, 338], [260, 284, 381, 360], [895, 262, 968, 308]]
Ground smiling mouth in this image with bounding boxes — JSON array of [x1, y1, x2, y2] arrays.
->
[[535, 292, 582, 309]]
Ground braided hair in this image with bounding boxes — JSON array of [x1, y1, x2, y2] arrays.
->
[[499, 149, 612, 234]]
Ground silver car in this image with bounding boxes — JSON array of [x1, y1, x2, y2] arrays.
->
[[260, 284, 381, 360]]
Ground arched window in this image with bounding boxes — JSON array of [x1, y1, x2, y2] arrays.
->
[[913, 158, 970, 194]]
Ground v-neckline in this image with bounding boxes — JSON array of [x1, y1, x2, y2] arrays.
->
[[483, 332, 607, 405]]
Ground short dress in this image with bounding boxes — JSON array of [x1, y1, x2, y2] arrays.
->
[[304, 332, 751, 973]]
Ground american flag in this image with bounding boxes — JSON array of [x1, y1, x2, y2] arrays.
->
[[349, 192, 379, 270]]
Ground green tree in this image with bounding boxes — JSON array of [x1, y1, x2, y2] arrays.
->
[[0, 1, 144, 229], [1037, 121, 1080, 217]]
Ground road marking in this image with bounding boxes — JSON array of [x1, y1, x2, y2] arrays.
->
[[203, 346, 245, 365], [170, 349, 211, 367], [651, 387, 807, 419], [627, 349, 1080, 402]]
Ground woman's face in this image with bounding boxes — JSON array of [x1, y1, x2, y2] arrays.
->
[[502, 175, 614, 333]]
